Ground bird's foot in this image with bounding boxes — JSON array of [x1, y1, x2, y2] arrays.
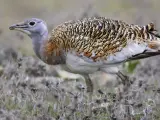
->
[[116, 71, 130, 85]]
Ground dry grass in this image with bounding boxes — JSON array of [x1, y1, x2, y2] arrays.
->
[[0, 47, 160, 120]]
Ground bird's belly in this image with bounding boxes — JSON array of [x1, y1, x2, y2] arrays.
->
[[65, 52, 101, 74]]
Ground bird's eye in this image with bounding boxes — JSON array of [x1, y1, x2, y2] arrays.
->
[[29, 21, 36, 26]]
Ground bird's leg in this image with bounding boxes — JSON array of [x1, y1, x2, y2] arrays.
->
[[100, 66, 130, 85], [83, 74, 93, 116], [84, 74, 93, 94]]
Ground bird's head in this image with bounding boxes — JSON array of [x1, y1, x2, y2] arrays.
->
[[9, 18, 49, 59], [9, 18, 48, 38]]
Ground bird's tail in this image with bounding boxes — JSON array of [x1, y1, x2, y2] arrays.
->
[[142, 22, 156, 32], [128, 23, 160, 61], [142, 23, 160, 51]]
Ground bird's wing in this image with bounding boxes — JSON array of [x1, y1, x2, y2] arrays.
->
[[126, 50, 160, 61], [75, 18, 160, 64], [50, 17, 160, 66]]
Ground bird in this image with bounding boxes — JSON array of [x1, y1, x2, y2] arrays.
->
[[9, 17, 160, 114]]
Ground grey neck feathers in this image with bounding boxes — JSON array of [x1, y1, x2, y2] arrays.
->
[[30, 31, 48, 59]]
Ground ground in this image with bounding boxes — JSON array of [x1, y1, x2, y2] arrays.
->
[[1, 0, 160, 120]]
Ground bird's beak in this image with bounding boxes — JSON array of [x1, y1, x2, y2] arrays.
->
[[9, 22, 28, 30], [9, 22, 31, 35]]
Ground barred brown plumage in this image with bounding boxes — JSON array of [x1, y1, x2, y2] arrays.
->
[[46, 17, 160, 63], [9, 17, 160, 115]]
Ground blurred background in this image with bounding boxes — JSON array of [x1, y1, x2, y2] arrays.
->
[[1, 0, 160, 119]]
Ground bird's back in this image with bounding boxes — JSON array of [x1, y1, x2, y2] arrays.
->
[[45, 17, 160, 65]]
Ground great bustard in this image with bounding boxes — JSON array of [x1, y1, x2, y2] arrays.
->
[[9, 17, 160, 111]]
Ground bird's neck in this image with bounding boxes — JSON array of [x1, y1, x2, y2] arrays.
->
[[31, 31, 48, 60], [31, 31, 66, 65]]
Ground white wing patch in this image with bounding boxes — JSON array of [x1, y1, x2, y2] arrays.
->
[[104, 41, 148, 64]]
